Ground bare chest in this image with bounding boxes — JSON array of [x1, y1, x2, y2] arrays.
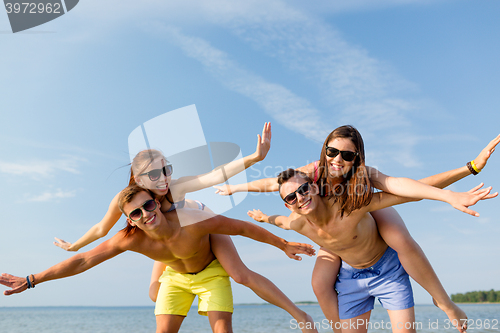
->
[[139, 233, 210, 263], [302, 212, 376, 255]]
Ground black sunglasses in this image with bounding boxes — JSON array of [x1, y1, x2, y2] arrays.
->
[[282, 182, 311, 205], [325, 146, 358, 162], [139, 164, 173, 181], [128, 199, 157, 222]]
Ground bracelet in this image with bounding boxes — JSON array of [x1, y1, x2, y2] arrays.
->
[[26, 276, 32, 289], [466, 161, 479, 175], [26, 275, 35, 289], [470, 160, 481, 174]]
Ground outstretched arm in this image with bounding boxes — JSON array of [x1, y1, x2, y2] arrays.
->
[[174, 122, 272, 196], [214, 177, 279, 195], [366, 183, 495, 216], [368, 134, 500, 216], [418, 133, 500, 188], [2, 236, 125, 295], [214, 161, 318, 195], [196, 215, 314, 261], [247, 209, 293, 230], [54, 193, 123, 251]]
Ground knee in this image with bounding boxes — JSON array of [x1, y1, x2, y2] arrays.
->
[[311, 276, 333, 298], [229, 270, 251, 286]]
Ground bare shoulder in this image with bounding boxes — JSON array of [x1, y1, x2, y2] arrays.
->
[[296, 161, 318, 179], [288, 212, 307, 231], [108, 229, 144, 251]]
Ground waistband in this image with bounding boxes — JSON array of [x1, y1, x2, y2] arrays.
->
[[166, 259, 221, 276], [341, 246, 395, 273]]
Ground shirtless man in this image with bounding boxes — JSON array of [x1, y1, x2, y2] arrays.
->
[[1, 185, 316, 333], [249, 168, 494, 333]]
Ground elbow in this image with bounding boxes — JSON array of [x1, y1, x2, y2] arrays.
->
[[94, 226, 109, 238], [149, 286, 159, 302]]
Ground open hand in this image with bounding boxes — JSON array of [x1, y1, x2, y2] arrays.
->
[[0, 273, 28, 296], [53, 237, 76, 251], [247, 209, 268, 223], [213, 184, 233, 196], [254, 122, 271, 162], [450, 183, 498, 217], [473, 133, 500, 170], [283, 241, 315, 260]]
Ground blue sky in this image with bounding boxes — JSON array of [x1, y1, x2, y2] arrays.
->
[[1, 0, 499, 311]]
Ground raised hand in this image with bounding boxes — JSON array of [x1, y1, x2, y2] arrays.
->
[[448, 183, 497, 217], [283, 241, 315, 261], [53, 237, 76, 251], [0, 273, 29, 296], [253, 122, 271, 162], [473, 133, 500, 170]]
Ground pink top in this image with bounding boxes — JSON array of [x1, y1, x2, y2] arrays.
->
[[314, 160, 319, 183]]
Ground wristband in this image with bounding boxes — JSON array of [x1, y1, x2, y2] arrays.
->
[[26, 276, 32, 289], [466, 161, 478, 175], [30, 274, 36, 288], [470, 160, 481, 174]]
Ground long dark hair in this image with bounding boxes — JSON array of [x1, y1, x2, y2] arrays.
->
[[317, 125, 373, 217]]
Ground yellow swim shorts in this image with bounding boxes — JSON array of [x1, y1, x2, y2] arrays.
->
[[154, 259, 233, 316]]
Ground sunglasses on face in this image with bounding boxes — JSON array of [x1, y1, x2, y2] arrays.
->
[[128, 199, 157, 222], [139, 164, 173, 181], [325, 146, 358, 162], [282, 182, 311, 205]]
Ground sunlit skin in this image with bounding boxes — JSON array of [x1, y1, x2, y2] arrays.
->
[[134, 158, 171, 196], [1, 189, 315, 290], [54, 122, 273, 252], [134, 158, 205, 212], [244, 134, 500, 333], [279, 176, 388, 269], [122, 191, 215, 273], [43, 123, 321, 333], [325, 137, 357, 180]]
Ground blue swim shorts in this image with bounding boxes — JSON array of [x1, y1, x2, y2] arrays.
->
[[335, 247, 414, 319]]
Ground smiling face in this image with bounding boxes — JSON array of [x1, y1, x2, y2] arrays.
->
[[279, 175, 318, 215], [122, 190, 162, 231], [325, 137, 357, 179], [134, 157, 172, 196]]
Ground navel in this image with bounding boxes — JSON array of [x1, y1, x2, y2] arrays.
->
[[353, 235, 358, 240]]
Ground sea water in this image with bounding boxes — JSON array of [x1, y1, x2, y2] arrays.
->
[[0, 304, 499, 332]]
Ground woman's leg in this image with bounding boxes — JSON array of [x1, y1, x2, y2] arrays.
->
[[311, 248, 342, 332], [210, 234, 317, 333], [371, 207, 467, 333], [150, 261, 167, 302], [386, 308, 417, 333]]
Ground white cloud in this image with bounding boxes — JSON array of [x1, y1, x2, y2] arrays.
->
[[0, 155, 86, 178], [71, 0, 434, 166], [24, 188, 77, 202], [159, 26, 332, 143], [155, 21, 425, 168]]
